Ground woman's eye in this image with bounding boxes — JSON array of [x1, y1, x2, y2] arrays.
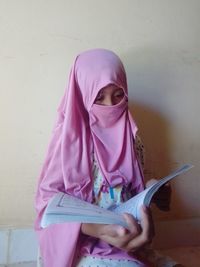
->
[[115, 92, 124, 98], [95, 94, 104, 101]]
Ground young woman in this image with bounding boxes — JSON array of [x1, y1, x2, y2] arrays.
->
[[35, 49, 180, 267]]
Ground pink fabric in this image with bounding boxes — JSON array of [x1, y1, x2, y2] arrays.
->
[[35, 49, 145, 267], [90, 98, 143, 189]]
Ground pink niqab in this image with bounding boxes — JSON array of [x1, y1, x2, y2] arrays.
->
[[35, 49, 145, 267]]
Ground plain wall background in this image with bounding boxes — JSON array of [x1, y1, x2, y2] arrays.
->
[[0, 0, 199, 227]]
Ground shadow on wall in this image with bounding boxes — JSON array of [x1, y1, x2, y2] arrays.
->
[[129, 102, 172, 181], [129, 102, 175, 221], [121, 47, 196, 221]]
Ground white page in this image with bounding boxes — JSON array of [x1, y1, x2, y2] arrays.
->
[[114, 164, 193, 220], [41, 192, 128, 228], [144, 164, 194, 206]]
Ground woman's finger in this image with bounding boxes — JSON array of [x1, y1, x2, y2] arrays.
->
[[122, 213, 142, 236], [125, 205, 153, 252], [100, 224, 127, 238]]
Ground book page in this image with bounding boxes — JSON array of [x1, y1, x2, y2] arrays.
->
[[114, 164, 193, 221], [41, 192, 128, 228], [144, 164, 194, 206]]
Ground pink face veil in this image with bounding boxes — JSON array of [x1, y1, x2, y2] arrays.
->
[[34, 49, 144, 267]]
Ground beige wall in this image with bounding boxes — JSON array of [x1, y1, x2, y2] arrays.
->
[[0, 0, 199, 227]]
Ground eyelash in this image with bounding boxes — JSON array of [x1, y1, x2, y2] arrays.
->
[[116, 92, 124, 97], [96, 95, 104, 101]]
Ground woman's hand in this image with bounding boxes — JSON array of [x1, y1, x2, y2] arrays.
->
[[81, 205, 154, 252], [146, 179, 172, 211]]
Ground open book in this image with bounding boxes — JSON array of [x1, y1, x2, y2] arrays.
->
[[41, 164, 193, 229]]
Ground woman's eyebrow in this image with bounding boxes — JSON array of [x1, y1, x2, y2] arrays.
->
[[115, 88, 124, 92]]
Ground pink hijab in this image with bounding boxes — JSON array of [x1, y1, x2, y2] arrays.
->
[[35, 49, 144, 267]]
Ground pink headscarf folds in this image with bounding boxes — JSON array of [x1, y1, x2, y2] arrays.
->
[[35, 49, 144, 267]]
